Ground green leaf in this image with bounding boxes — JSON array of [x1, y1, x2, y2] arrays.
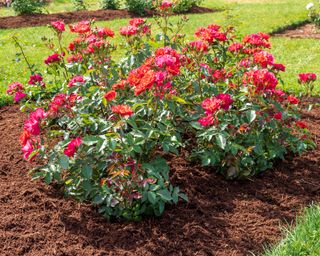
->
[[44, 173, 52, 184], [157, 189, 172, 201], [133, 145, 142, 153], [82, 165, 93, 179], [216, 134, 227, 150], [109, 139, 117, 151], [179, 193, 189, 202], [246, 110, 257, 124], [172, 187, 180, 204], [170, 95, 189, 105], [82, 136, 100, 146], [59, 155, 69, 169], [158, 202, 165, 215], [147, 191, 157, 204], [191, 121, 202, 130]]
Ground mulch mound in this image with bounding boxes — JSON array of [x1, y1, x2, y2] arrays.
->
[[274, 23, 320, 39], [0, 103, 319, 256], [0, 6, 215, 29]]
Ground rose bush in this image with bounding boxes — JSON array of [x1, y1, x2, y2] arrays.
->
[[101, 0, 120, 10], [9, 1, 314, 219], [298, 73, 317, 96], [306, 2, 320, 27], [12, 0, 44, 15]]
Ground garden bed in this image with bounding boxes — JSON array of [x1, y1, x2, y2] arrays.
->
[[274, 23, 320, 39], [0, 6, 215, 29], [0, 101, 319, 256]]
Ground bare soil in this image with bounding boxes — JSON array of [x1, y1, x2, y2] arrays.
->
[[0, 6, 215, 29], [274, 23, 320, 39], [0, 102, 319, 256]]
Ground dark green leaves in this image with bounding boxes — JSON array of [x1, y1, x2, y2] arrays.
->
[[59, 155, 69, 169]]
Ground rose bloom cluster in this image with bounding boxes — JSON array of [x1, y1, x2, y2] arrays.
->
[[20, 108, 47, 161], [124, 46, 182, 97], [160, 0, 173, 10], [8, 19, 312, 162], [66, 20, 115, 67], [120, 18, 151, 37], [298, 73, 317, 84], [198, 94, 234, 127], [6, 82, 27, 103], [196, 29, 305, 130]]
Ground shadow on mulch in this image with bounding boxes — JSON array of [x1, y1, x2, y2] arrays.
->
[[0, 101, 319, 256], [0, 6, 216, 29]]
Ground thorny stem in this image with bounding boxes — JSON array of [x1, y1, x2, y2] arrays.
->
[[12, 36, 34, 75], [57, 35, 70, 81], [198, 66, 203, 99]]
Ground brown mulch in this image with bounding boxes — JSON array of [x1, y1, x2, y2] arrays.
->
[[0, 103, 319, 256], [0, 6, 215, 29], [274, 23, 320, 39]]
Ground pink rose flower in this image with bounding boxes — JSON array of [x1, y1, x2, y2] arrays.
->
[[64, 137, 83, 157]]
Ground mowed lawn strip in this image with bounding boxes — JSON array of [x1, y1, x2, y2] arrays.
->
[[262, 205, 320, 256]]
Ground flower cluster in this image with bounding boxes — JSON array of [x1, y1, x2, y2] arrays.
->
[[195, 24, 228, 43], [28, 74, 45, 87], [198, 94, 233, 126], [306, 2, 320, 27], [299, 73, 317, 83], [298, 73, 317, 96], [6, 82, 27, 102], [125, 46, 182, 97], [64, 137, 82, 157], [120, 18, 150, 37], [20, 108, 47, 161], [51, 21, 65, 33], [160, 0, 173, 10], [44, 53, 61, 65]]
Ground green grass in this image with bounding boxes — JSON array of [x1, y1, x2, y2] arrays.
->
[[0, 0, 100, 17], [0, 0, 319, 106], [263, 205, 320, 256]]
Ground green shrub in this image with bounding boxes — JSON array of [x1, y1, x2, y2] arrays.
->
[[72, 0, 86, 11], [124, 0, 152, 16], [174, 0, 203, 13], [12, 0, 44, 15], [306, 2, 320, 27], [101, 0, 120, 10]]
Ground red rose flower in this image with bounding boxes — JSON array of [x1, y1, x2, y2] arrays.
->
[[68, 75, 85, 87], [104, 90, 117, 101], [51, 21, 65, 32], [287, 95, 299, 104], [69, 21, 91, 34], [111, 104, 134, 117], [64, 137, 82, 157], [44, 53, 61, 65], [296, 121, 307, 129], [19, 130, 31, 146], [298, 73, 317, 84], [273, 112, 282, 120], [198, 115, 215, 127]]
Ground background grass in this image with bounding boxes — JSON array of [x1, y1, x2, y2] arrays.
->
[[0, 0, 100, 17], [263, 205, 320, 256], [0, 0, 318, 105]]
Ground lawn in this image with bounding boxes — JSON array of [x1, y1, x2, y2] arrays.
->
[[0, 0, 100, 17], [0, 0, 318, 106], [264, 205, 320, 256]]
